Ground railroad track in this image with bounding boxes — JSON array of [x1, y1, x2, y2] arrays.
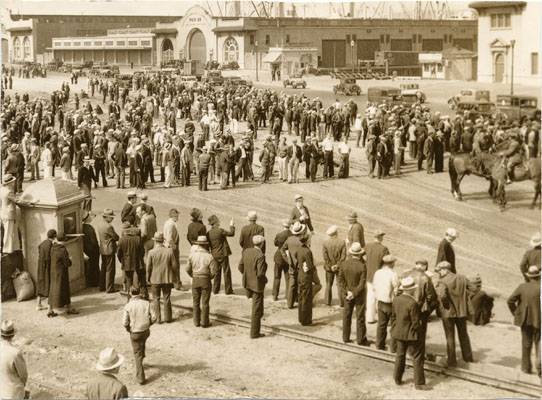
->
[[171, 303, 540, 398]]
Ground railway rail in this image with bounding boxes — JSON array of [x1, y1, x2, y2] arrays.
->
[[172, 303, 540, 398]]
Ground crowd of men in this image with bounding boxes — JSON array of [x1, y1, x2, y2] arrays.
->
[[1, 68, 541, 399]]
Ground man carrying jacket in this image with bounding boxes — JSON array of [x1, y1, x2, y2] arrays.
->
[[238, 235, 268, 338]]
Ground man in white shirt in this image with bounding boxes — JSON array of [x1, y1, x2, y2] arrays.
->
[[322, 133, 335, 179], [337, 138, 351, 179], [41, 142, 53, 179], [373, 254, 399, 351]]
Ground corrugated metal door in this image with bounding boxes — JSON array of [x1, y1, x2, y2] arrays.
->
[[357, 39, 380, 61], [422, 39, 443, 51], [321, 40, 346, 68], [390, 39, 412, 51]]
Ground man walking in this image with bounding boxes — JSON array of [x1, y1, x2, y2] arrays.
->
[[365, 230, 389, 323], [434, 261, 474, 367], [207, 215, 235, 295], [338, 242, 369, 346], [147, 232, 177, 324], [238, 235, 268, 338], [373, 255, 399, 351], [390, 277, 428, 390], [122, 286, 156, 384], [436, 228, 458, 273], [322, 225, 347, 307], [507, 265, 541, 376], [273, 220, 291, 301], [346, 211, 365, 248], [97, 209, 119, 293], [186, 236, 218, 328]]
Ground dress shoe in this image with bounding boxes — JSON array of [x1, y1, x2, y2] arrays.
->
[[251, 333, 266, 339], [357, 339, 371, 347], [415, 385, 431, 391], [343, 339, 352, 344]]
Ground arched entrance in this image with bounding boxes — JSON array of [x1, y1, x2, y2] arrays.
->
[[494, 53, 504, 83], [162, 39, 174, 63], [188, 29, 206, 63]]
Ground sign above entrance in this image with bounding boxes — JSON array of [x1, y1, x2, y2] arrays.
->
[[188, 16, 203, 24]]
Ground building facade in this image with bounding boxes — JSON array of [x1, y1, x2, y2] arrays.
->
[[470, 1, 540, 86]]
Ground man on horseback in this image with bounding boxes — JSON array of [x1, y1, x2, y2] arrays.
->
[[502, 130, 524, 184]]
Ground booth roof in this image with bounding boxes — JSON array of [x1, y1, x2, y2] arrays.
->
[[20, 178, 86, 208]]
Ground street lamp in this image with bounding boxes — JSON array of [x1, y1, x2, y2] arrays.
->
[[255, 40, 259, 82], [509, 39, 515, 96], [351, 40, 355, 73]]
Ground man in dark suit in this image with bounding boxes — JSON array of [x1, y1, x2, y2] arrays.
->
[[273, 220, 291, 301], [293, 235, 318, 326], [507, 265, 541, 376], [117, 221, 145, 296], [78, 156, 97, 211], [121, 192, 138, 224], [238, 235, 268, 338], [290, 194, 314, 234], [338, 242, 369, 345], [365, 230, 390, 323], [239, 211, 265, 253], [346, 211, 365, 248], [86, 348, 128, 400], [436, 228, 457, 273], [187, 208, 207, 246], [207, 215, 235, 295], [82, 212, 100, 288], [97, 209, 119, 293], [519, 233, 541, 281], [322, 225, 347, 307], [112, 139, 127, 189], [434, 261, 474, 367], [36, 229, 56, 312], [390, 277, 427, 390]]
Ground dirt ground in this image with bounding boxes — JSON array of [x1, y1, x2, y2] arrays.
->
[[1, 72, 540, 399]]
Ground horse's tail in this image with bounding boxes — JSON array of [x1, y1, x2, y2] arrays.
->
[[449, 154, 457, 194]]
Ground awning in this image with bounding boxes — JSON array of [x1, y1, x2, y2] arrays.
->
[[212, 26, 257, 33], [152, 28, 178, 34], [263, 51, 282, 63]]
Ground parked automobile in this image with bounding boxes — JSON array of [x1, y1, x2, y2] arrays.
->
[[333, 78, 361, 96], [367, 86, 402, 104], [495, 95, 540, 121], [455, 100, 495, 119], [283, 73, 306, 89], [220, 61, 239, 70], [400, 83, 426, 104], [448, 89, 490, 109], [202, 70, 224, 86], [116, 74, 133, 88]]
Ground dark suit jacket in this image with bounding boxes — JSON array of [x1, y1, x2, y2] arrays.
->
[[37, 239, 52, 297], [295, 245, 315, 285], [322, 237, 347, 271], [239, 223, 265, 253], [78, 166, 96, 189], [365, 241, 389, 282], [519, 247, 541, 281], [208, 226, 235, 260], [290, 206, 314, 232], [391, 293, 421, 341], [338, 257, 366, 301], [436, 239, 456, 273], [274, 229, 292, 265], [238, 247, 267, 293], [507, 279, 541, 329], [117, 227, 144, 271], [97, 222, 119, 256], [82, 223, 100, 256], [186, 221, 206, 245], [121, 202, 136, 224], [86, 372, 128, 400], [347, 222, 365, 248]]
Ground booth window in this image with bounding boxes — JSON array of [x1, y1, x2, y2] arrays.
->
[[265, 34, 270, 45], [224, 37, 239, 62], [63, 211, 78, 236]]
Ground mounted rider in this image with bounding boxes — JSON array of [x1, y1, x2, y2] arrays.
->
[[501, 129, 524, 184], [470, 127, 495, 175]]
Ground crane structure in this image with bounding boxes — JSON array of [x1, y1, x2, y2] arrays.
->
[[202, 1, 457, 20]]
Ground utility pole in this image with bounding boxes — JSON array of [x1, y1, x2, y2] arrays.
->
[[255, 40, 259, 82], [510, 39, 515, 96], [351, 39, 355, 73]]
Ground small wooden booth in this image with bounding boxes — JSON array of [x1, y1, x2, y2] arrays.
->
[[19, 178, 87, 293]]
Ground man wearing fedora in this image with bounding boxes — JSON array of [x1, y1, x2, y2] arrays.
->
[[519, 233, 541, 282], [346, 212, 365, 249], [97, 209, 120, 293], [0, 320, 28, 400], [434, 260, 474, 367], [239, 211, 265, 254], [507, 265, 541, 376], [4, 144, 24, 193], [82, 212, 100, 288], [373, 254, 399, 351], [238, 235, 268, 338], [86, 347, 128, 399], [147, 232, 177, 323], [365, 230, 390, 324], [186, 235, 218, 328], [322, 225, 347, 307], [282, 221, 307, 309], [0, 174, 23, 254], [117, 220, 145, 297], [123, 286, 157, 384], [207, 215, 236, 295], [338, 242, 369, 346], [436, 228, 458, 274], [273, 219, 292, 301], [36, 229, 56, 312], [390, 277, 428, 390], [121, 192, 138, 225]]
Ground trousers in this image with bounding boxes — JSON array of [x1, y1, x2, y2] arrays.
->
[[130, 330, 150, 383], [151, 284, 172, 323], [394, 339, 425, 386], [342, 298, 367, 344], [192, 285, 211, 327], [278, 156, 289, 181], [246, 289, 264, 338], [521, 326, 541, 374], [100, 255, 116, 292], [366, 282, 377, 322], [441, 317, 473, 366], [287, 267, 298, 308], [288, 158, 300, 183], [273, 261, 289, 300], [325, 270, 344, 307], [212, 257, 233, 294], [376, 301, 396, 351]]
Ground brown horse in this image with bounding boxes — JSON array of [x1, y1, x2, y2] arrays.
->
[[491, 157, 541, 211]]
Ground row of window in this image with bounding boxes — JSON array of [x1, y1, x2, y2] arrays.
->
[[12, 36, 31, 59], [54, 39, 151, 48], [491, 13, 511, 29]]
